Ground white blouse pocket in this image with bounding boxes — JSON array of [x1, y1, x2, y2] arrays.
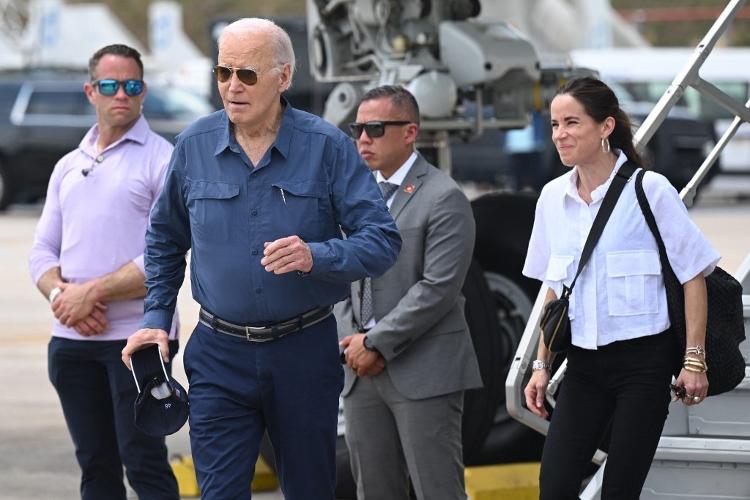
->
[[544, 255, 576, 319], [606, 250, 661, 316]]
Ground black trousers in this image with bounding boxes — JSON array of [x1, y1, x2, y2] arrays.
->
[[539, 331, 674, 500], [48, 337, 180, 500]]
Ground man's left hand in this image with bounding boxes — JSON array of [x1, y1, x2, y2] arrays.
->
[[261, 235, 313, 274], [341, 333, 385, 377], [52, 281, 106, 327]]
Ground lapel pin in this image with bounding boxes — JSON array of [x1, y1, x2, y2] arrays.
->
[[404, 184, 415, 194]]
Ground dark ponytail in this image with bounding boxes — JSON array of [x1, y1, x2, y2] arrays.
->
[[556, 77, 644, 167]]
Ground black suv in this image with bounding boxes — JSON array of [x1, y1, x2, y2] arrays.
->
[[0, 69, 212, 209]]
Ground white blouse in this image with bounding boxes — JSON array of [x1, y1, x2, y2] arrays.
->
[[522, 150, 720, 349]]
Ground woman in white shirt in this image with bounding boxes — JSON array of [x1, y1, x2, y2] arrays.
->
[[522, 77, 719, 499]]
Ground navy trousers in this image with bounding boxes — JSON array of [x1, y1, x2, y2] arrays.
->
[[184, 315, 344, 500], [539, 331, 675, 500], [48, 337, 180, 500]]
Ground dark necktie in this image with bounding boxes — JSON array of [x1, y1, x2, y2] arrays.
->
[[378, 181, 399, 202], [360, 181, 400, 327]]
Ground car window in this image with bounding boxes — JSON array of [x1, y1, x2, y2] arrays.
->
[[26, 90, 87, 115], [0, 82, 21, 116], [143, 87, 213, 120]]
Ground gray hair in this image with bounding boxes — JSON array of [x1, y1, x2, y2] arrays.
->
[[219, 18, 296, 87]]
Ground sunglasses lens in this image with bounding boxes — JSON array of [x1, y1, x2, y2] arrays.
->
[[97, 80, 118, 96], [349, 123, 364, 139], [124, 80, 144, 96], [214, 66, 232, 83], [236, 69, 258, 86], [364, 123, 385, 138]]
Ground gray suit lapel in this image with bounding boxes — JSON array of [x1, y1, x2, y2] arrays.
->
[[390, 155, 429, 220]]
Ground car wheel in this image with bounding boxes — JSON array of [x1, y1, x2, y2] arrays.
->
[[0, 162, 11, 211], [461, 258, 506, 464], [471, 191, 540, 300]]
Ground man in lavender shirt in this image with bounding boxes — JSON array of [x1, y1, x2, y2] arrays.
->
[[28, 44, 179, 500]]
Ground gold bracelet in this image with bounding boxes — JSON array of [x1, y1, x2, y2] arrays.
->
[[683, 358, 708, 373], [683, 358, 708, 367], [683, 364, 707, 373], [686, 346, 706, 357]]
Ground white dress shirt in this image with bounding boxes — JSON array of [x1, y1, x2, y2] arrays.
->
[[375, 152, 417, 209], [522, 150, 720, 349]]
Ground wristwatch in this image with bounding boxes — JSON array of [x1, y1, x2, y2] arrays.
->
[[363, 335, 378, 353], [531, 360, 550, 371], [48, 286, 62, 304]]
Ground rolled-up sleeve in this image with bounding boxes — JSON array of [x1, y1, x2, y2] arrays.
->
[[522, 187, 552, 283], [29, 159, 65, 284], [131, 146, 173, 277], [307, 136, 401, 282]]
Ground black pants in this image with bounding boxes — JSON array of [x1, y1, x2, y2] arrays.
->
[[539, 332, 674, 500], [48, 337, 180, 500]]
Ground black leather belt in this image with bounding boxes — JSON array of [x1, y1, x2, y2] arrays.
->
[[198, 306, 333, 343]]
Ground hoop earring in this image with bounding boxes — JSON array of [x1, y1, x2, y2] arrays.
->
[[601, 137, 610, 153]]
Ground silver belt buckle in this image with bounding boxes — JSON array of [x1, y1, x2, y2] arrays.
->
[[245, 325, 269, 341]]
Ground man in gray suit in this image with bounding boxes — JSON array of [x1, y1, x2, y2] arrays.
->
[[339, 85, 482, 500]]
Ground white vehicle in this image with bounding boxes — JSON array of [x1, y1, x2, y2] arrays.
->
[[571, 46, 750, 177]]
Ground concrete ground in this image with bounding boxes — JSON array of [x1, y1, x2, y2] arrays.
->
[[0, 205, 283, 500], [0, 180, 748, 500]]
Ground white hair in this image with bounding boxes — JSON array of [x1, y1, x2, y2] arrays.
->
[[219, 18, 296, 86]]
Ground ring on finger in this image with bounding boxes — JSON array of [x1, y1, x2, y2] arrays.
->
[[693, 396, 701, 402]]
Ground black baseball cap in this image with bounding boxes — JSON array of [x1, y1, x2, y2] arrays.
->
[[130, 344, 189, 437]]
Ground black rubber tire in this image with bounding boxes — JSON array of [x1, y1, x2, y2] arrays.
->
[[461, 258, 505, 463], [471, 191, 540, 301], [0, 162, 11, 211]]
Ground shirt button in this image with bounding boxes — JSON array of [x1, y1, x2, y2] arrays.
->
[[251, 249, 258, 256], [251, 210, 258, 216], [255, 288, 262, 294]]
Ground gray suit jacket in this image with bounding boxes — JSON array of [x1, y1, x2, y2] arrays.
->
[[337, 154, 482, 399]]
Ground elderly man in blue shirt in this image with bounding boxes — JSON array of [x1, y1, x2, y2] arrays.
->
[[122, 17, 401, 500]]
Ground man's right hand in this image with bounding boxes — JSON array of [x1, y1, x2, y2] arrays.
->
[[122, 328, 169, 369]]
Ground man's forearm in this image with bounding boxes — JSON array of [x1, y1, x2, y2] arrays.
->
[[36, 267, 64, 300], [89, 261, 147, 302]]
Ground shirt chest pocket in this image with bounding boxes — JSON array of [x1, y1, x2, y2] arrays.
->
[[545, 254, 576, 319], [186, 181, 240, 239], [272, 181, 333, 242], [606, 250, 661, 316]]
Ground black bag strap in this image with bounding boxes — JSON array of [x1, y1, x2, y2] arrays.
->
[[565, 161, 637, 297], [633, 169, 676, 278]]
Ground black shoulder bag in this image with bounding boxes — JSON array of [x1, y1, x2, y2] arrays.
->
[[540, 161, 637, 352], [634, 169, 745, 396]]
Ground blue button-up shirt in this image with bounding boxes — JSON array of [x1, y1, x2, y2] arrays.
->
[[142, 101, 401, 330]]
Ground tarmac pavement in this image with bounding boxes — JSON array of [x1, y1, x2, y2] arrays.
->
[[0, 185, 748, 500], [0, 206, 283, 500]]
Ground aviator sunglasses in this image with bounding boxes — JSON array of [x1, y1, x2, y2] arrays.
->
[[348, 120, 412, 139], [93, 79, 145, 97], [213, 65, 260, 86]]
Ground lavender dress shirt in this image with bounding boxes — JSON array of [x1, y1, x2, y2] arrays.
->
[[29, 115, 179, 341]]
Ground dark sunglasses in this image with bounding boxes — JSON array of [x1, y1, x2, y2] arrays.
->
[[213, 65, 259, 86], [348, 120, 412, 139], [93, 79, 144, 97]]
